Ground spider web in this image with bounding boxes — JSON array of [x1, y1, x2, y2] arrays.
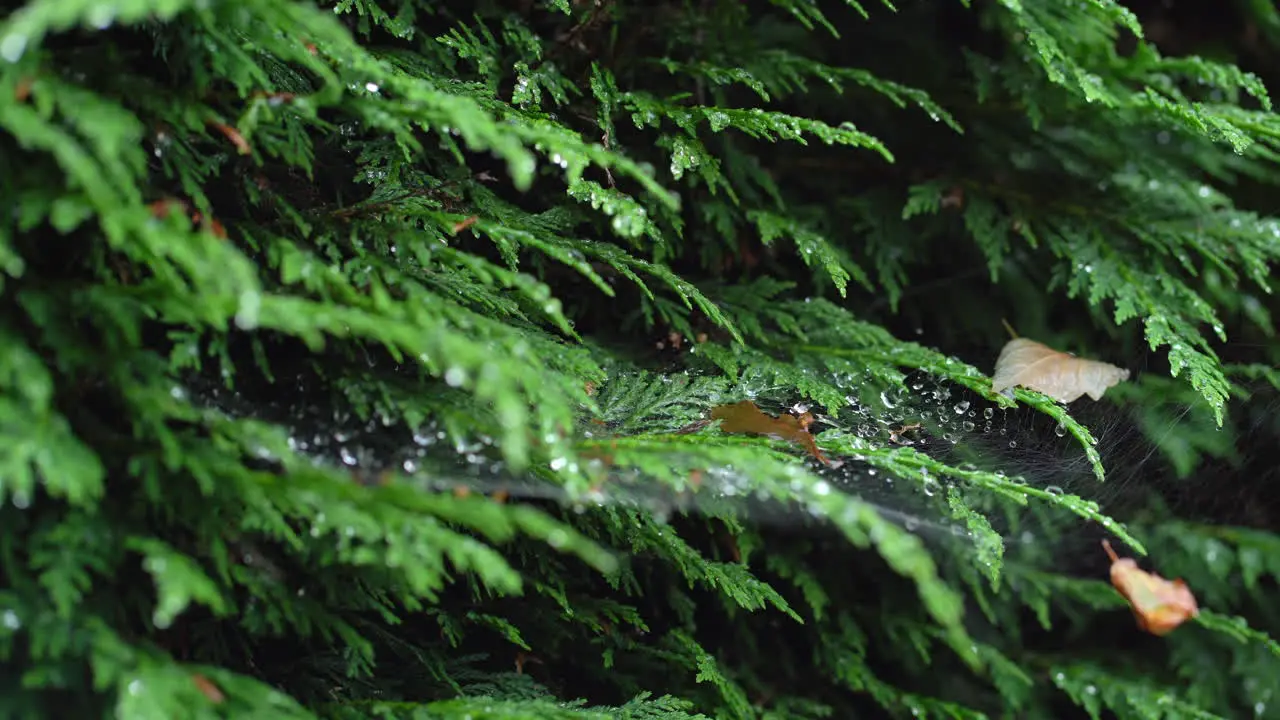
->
[[183, 357, 1169, 576]]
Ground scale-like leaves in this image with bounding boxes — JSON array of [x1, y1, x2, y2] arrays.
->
[[4, 0, 1280, 718]]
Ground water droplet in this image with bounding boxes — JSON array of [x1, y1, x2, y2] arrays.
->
[[879, 391, 896, 409], [983, 407, 994, 419], [921, 470, 939, 497], [953, 400, 970, 414], [2, 609, 20, 629], [0, 34, 27, 63], [1045, 485, 1064, 496], [444, 367, 467, 387], [88, 5, 116, 28], [234, 290, 261, 329], [1054, 423, 1066, 437]]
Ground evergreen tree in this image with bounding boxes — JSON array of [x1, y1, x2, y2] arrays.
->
[[2, 0, 1279, 718]]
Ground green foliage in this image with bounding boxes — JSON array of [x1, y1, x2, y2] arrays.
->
[[3, 0, 1280, 719]]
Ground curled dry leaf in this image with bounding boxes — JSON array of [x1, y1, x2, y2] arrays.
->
[[1102, 539, 1199, 636], [710, 400, 829, 465], [991, 338, 1129, 403]]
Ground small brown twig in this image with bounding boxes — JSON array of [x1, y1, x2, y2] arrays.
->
[[209, 121, 250, 155]]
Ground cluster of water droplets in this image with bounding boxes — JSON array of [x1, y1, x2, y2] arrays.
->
[[181, 370, 718, 530], [823, 369, 1114, 548], [1244, 674, 1273, 717]]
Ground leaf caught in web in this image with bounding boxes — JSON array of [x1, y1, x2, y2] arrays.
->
[[710, 400, 829, 464], [1102, 539, 1199, 636], [992, 338, 1131, 403]]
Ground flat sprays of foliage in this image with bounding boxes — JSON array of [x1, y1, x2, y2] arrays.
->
[[3, 0, 1280, 718]]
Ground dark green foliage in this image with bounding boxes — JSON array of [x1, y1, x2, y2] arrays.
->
[[2, 0, 1280, 718]]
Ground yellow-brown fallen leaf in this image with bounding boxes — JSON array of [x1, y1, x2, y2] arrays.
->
[[451, 215, 478, 233], [992, 338, 1129, 403], [190, 211, 227, 239], [1102, 539, 1199, 636], [710, 400, 829, 465], [514, 651, 543, 675], [148, 198, 227, 238], [15, 76, 34, 102], [192, 673, 225, 703], [209, 121, 251, 155]]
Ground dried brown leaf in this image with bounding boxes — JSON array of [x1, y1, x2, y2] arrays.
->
[[992, 338, 1129, 403]]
